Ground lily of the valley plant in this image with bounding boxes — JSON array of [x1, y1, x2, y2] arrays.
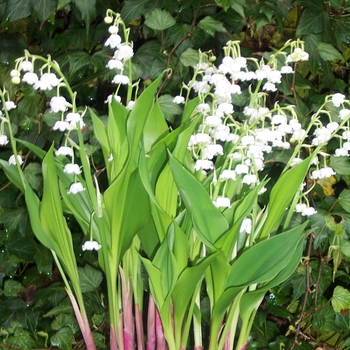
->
[[1, 10, 350, 350]]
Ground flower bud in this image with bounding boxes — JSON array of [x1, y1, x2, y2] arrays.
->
[[104, 16, 113, 24], [11, 76, 21, 84]]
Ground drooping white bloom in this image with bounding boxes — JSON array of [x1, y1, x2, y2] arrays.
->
[[263, 82, 277, 92], [5, 101, 16, 110], [108, 25, 119, 34], [64, 163, 81, 174], [240, 218, 252, 234], [173, 95, 185, 104], [114, 44, 134, 61], [197, 103, 211, 114], [53, 121, 72, 132], [235, 164, 249, 174], [19, 61, 33, 72], [339, 109, 350, 121], [112, 74, 130, 85], [126, 100, 135, 110], [82, 240, 101, 251], [213, 196, 231, 208], [65, 112, 85, 129], [35, 73, 59, 90], [327, 122, 339, 133], [194, 159, 213, 171], [8, 154, 23, 165], [295, 203, 317, 216], [22, 72, 39, 85], [105, 34, 122, 48], [242, 174, 258, 185], [68, 182, 85, 194], [203, 144, 224, 160], [50, 96, 70, 113], [0, 135, 9, 146], [106, 59, 124, 70], [286, 48, 309, 62], [55, 146, 73, 157], [335, 148, 348, 157], [311, 167, 336, 179], [271, 114, 287, 125], [312, 127, 331, 145], [280, 66, 294, 74], [220, 169, 236, 180], [332, 93, 345, 107]]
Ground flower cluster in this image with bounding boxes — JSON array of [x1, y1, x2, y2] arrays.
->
[[180, 40, 350, 221]]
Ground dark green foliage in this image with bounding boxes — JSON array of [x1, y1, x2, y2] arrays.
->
[[1, 0, 350, 348]]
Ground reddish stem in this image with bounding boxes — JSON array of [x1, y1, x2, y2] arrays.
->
[[147, 296, 156, 350], [155, 306, 167, 350]]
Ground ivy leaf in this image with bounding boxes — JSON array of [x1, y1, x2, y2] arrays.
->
[[33, 0, 56, 21], [68, 51, 93, 76], [4, 280, 25, 297], [5, 0, 33, 21], [51, 327, 74, 350], [23, 162, 42, 192], [180, 48, 200, 67], [158, 95, 182, 123], [332, 286, 350, 313], [198, 16, 227, 36], [145, 8, 176, 30], [296, 8, 328, 35], [338, 189, 350, 213], [74, 0, 97, 29], [78, 265, 103, 293], [318, 42, 343, 62], [330, 155, 350, 175]]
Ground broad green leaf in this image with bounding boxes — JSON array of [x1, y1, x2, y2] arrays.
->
[[198, 16, 227, 36], [0, 160, 25, 192], [318, 42, 343, 62], [4, 280, 25, 297], [260, 157, 312, 238], [158, 94, 182, 123], [7, 232, 35, 261], [51, 313, 79, 333], [5, 0, 32, 21], [25, 185, 60, 253], [169, 152, 229, 247], [9, 328, 36, 349], [33, 0, 56, 20], [78, 265, 103, 293], [68, 51, 93, 76], [296, 8, 328, 35], [74, 0, 96, 29], [330, 155, 350, 175], [57, 0, 71, 10], [338, 189, 350, 213], [144, 99, 169, 153], [180, 48, 200, 67], [145, 8, 176, 31], [51, 326, 74, 350], [332, 286, 350, 313], [226, 222, 307, 288], [23, 162, 42, 192]]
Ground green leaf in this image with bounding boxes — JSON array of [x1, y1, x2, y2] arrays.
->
[[158, 95, 182, 123], [145, 8, 176, 31], [5, 0, 33, 21], [169, 151, 229, 247], [296, 8, 329, 35], [74, 0, 96, 29], [68, 51, 93, 76], [198, 16, 227, 36], [23, 162, 42, 192], [180, 48, 200, 67], [51, 313, 79, 333], [330, 155, 350, 175], [332, 286, 350, 313], [0, 160, 25, 192], [318, 42, 343, 62], [226, 223, 307, 288], [260, 157, 312, 238], [78, 265, 103, 293], [51, 327, 74, 350], [338, 189, 350, 213], [32, 0, 56, 20], [4, 280, 25, 297]]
